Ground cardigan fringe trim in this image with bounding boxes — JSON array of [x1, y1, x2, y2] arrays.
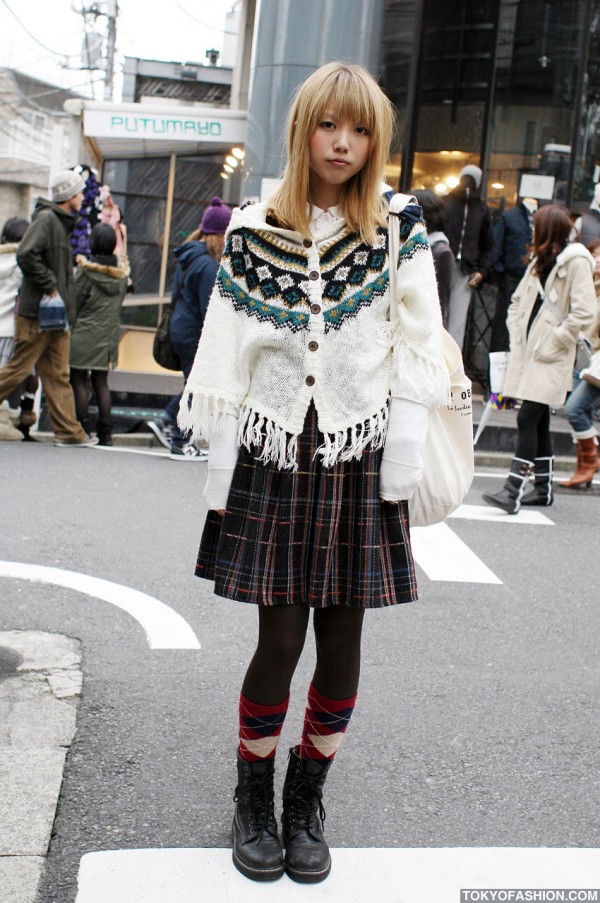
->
[[237, 402, 390, 470], [178, 389, 391, 470]]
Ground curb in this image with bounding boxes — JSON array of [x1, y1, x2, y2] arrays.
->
[[0, 631, 83, 903]]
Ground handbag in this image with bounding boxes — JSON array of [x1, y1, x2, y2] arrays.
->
[[152, 304, 180, 371], [152, 257, 194, 371], [38, 293, 68, 332], [536, 278, 591, 372], [575, 334, 592, 372], [580, 349, 600, 388], [388, 194, 474, 527]]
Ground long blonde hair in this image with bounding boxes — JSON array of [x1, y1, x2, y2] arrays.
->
[[268, 61, 395, 245]]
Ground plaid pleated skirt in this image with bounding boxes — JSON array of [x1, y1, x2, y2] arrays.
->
[[195, 403, 417, 608]]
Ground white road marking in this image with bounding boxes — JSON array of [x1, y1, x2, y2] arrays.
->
[[91, 446, 171, 458], [411, 522, 502, 584], [0, 561, 200, 650], [449, 504, 555, 525], [75, 846, 600, 903]]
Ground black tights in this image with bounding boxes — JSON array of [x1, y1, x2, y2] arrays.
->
[[242, 605, 365, 705], [515, 400, 552, 461], [70, 368, 112, 422]]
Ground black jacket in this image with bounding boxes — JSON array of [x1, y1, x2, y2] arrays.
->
[[443, 186, 494, 277], [493, 203, 532, 279]]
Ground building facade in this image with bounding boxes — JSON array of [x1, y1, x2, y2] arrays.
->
[[242, 0, 600, 216]]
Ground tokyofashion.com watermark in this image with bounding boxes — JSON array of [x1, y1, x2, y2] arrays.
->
[[461, 892, 600, 903]]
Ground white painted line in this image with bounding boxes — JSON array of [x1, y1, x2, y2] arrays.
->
[[0, 561, 200, 651], [449, 504, 555, 525], [75, 847, 600, 903], [91, 446, 171, 458], [411, 522, 502, 584]]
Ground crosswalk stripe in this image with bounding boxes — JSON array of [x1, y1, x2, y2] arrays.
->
[[449, 504, 555, 525], [411, 522, 502, 584]]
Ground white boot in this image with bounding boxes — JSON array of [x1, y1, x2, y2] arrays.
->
[[0, 401, 23, 441]]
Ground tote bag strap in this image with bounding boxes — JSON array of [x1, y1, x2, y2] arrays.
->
[[386, 192, 421, 322]]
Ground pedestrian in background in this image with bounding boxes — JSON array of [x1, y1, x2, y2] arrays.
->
[[413, 189, 453, 327], [559, 238, 600, 489], [483, 204, 596, 514], [69, 223, 128, 446], [0, 170, 97, 447], [491, 197, 537, 352], [147, 196, 232, 460], [0, 217, 31, 442], [179, 62, 449, 884], [443, 164, 495, 351]]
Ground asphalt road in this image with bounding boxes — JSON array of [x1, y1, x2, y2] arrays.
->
[[1, 441, 599, 903]]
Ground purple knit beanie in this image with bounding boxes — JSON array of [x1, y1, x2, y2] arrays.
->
[[200, 196, 232, 234]]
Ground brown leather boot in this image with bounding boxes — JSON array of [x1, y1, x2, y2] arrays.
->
[[559, 437, 599, 489]]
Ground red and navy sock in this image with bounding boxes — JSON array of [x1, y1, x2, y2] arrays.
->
[[299, 683, 357, 762], [238, 692, 289, 762]]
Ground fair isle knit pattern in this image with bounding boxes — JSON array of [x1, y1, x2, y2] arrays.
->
[[299, 683, 357, 762], [178, 196, 450, 470], [239, 692, 290, 762]]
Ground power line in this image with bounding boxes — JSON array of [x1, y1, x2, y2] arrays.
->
[[173, 1, 238, 36], [0, 0, 78, 60]]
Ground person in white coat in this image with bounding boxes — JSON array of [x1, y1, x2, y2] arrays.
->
[[0, 217, 29, 440], [483, 204, 596, 514]]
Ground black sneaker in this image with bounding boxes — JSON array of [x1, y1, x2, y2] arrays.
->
[[169, 443, 209, 461], [147, 418, 174, 449]]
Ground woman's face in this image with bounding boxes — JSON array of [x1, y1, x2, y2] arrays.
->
[[308, 112, 371, 206], [592, 248, 600, 275]]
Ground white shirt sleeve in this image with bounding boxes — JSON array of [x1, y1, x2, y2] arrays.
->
[[203, 412, 239, 510], [379, 397, 429, 502]]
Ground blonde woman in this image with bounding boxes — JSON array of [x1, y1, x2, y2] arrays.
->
[[179, 62, 449, 883]]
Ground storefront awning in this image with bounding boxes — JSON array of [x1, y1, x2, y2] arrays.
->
[[64, 99, 247, 159]]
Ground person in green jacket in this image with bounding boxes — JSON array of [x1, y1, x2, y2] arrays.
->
[[0, 169, 96, 447], [70, 224, 128, 446]]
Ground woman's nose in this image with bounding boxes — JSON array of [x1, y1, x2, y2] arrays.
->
[[333, 129, 350, 151]]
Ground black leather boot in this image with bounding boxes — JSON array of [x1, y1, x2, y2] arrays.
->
[[281, 746, 332, 883], [96, 418, 113, 447], [521, 456, 554, 506], [482, 456, 533, 515], [232, 753, 284, 882]]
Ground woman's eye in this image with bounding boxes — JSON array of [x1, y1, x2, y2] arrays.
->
[[320, 120, 335, 129], [355, 126, 369, 135]]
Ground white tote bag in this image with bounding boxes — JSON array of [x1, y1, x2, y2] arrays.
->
[[388, 194, 474, 527]]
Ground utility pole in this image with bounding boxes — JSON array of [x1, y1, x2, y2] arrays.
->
[[103, 0, 118, 101], [72, 1, 119, 100]]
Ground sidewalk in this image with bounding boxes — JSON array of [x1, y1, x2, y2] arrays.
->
[[25, 396, 583, 470], [0, 632, 83, 903]]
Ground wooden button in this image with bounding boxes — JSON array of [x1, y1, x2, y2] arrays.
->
[[308, 341, 319, 351], [305, 375, 316, 387], [309, 271, 319, 281], [310, 304, 321, 315]]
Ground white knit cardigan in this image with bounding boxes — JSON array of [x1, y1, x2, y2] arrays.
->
[[178, 194, 450, 469]]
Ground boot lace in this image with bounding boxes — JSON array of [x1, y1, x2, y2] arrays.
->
[[234, 768, 275, 835], [285, 774, 326, 829]]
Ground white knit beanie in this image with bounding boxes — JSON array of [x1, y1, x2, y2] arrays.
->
[[51, 170, 85, 203], [459, 165, 483, 189]]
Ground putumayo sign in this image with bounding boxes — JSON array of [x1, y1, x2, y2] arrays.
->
[[83, 109, 246, 144]]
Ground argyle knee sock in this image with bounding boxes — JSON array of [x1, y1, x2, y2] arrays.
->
[[238, 692, 289, 762], [299, 683, 357, 762]]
